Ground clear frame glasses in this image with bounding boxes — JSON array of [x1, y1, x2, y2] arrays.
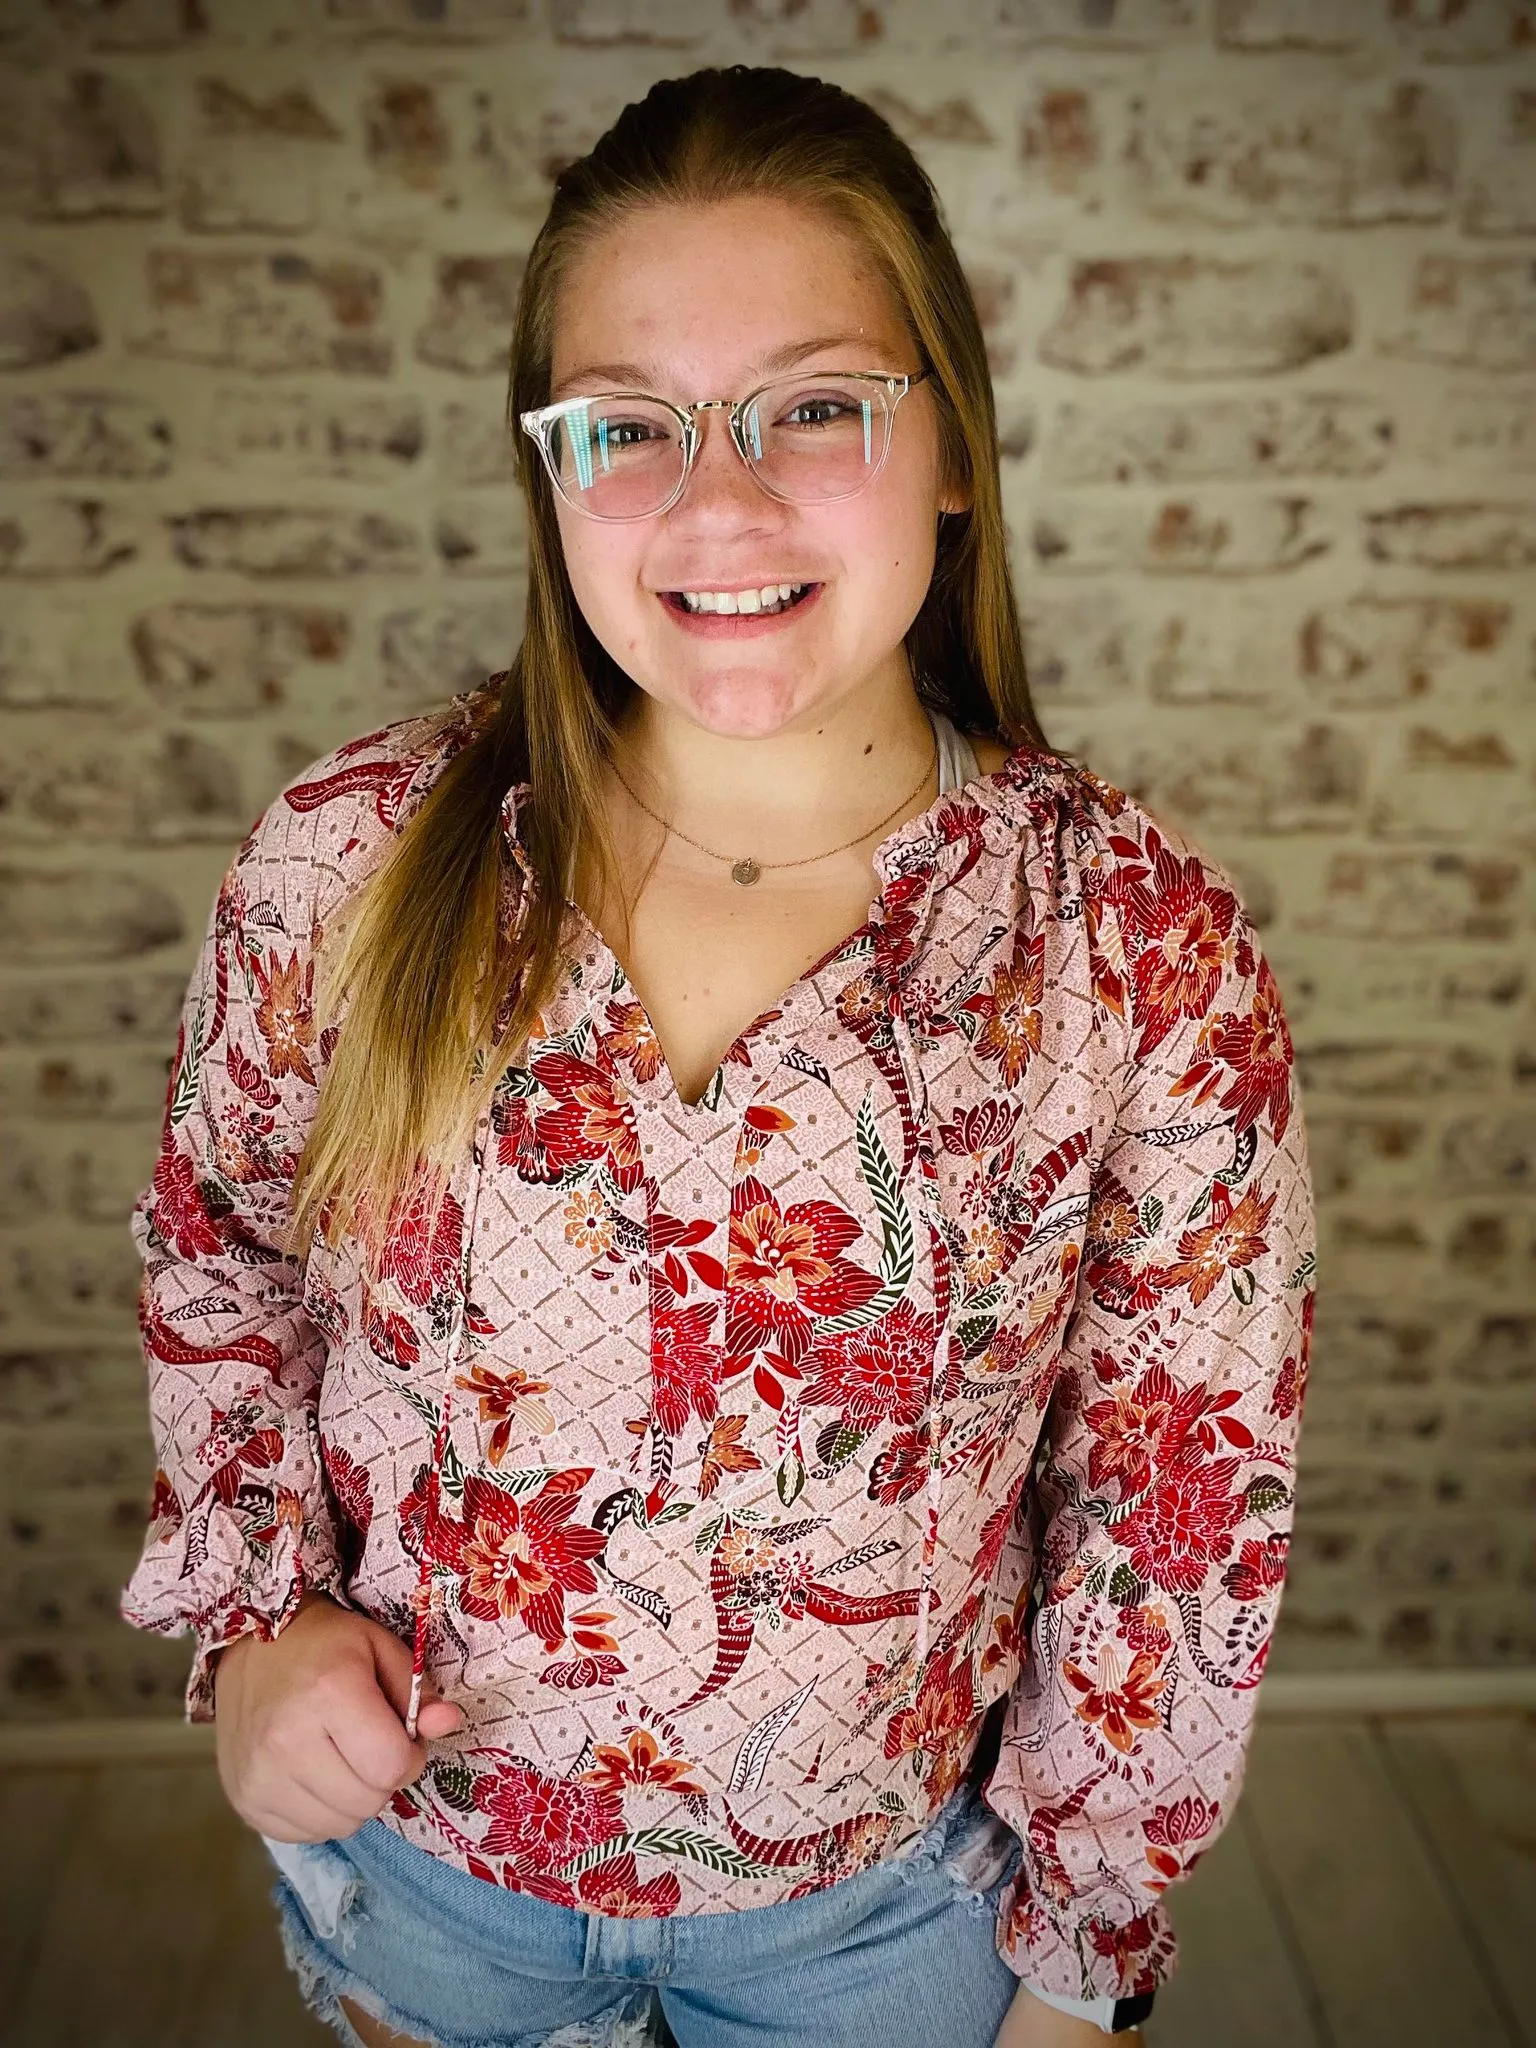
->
[[518, 367, 932, 523]]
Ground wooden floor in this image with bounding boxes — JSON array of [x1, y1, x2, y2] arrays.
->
[[1, 1710, 1531, 2047]]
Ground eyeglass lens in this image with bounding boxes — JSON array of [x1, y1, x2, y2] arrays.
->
[[545, 374, 894, 518]]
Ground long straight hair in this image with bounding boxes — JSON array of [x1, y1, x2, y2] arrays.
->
[[289, 64, 1059, 1252]]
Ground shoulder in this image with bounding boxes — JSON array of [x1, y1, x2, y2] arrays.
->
[[226, 686, 498, 935], [989, 739, 1252, 919]]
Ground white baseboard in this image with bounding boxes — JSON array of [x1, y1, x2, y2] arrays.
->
[[0, 1667, 1532, 1767]]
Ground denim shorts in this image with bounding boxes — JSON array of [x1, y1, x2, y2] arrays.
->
[[266, 1768, 1027, 2048]]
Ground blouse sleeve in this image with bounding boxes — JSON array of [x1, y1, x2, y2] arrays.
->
[[118, 826, 349, 1721], [981, 835, 1317, 2015]]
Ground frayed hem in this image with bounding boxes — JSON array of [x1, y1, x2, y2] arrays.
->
[[887, 1788, 1025, 1923], [273, 1877, 451, 2048], [271, 1877, 666, 2048]]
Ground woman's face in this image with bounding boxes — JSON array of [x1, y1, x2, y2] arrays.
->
[[544, 192, 966, 743]]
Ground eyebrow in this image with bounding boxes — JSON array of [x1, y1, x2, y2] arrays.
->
[[548, 332, 883, 401]]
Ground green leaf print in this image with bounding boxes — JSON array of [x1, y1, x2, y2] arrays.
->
[[167, 997, 207, 1129], [815, 1089, 914, 1338], [557, 1828, 782, 1883]]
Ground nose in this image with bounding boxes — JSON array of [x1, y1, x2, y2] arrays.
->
[[672, 404, 780, 525]]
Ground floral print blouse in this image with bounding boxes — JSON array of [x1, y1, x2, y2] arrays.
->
[[121, 685, 1316, 2021]]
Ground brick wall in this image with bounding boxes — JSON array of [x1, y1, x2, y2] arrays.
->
[[0, 0, 1531, 1719]]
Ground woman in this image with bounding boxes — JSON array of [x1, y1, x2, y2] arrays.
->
[[122, 64, 1315, 2048]]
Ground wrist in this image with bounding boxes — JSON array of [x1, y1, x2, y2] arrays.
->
[[211, 1589, 337, 1693]]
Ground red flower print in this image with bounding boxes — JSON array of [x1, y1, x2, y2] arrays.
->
[[801, 1299, 938, 1433], [651, 1301, 724, 1439], [1081, 1363, 1185, 1499], [1223, 1532, 1289, 1604], [380, 1183, 465, 1308], [1085, 1908, 1162, 1984], [970, 928, 1045, 1088], [439, 1470, 604, 1649], [1270, 1287, 1313, 1421], [1142, 1794, 1220, 1889], [937, 1097, 1020, 1158], [1108, 832, 1238, 1063], [866, 1421, 932, 1506], [363, 1293, 420, 1368], [323, 1439, 373, 1540], [1114, 1448, 1247, 1595], [1171, 954, 1295, 1144], [397, 1460, 431, 1564], [540, 1652, 627, 1690], [576, 1852, 682, 1917], [492, 1090, 558, 1181], [529, 1050, 641, 1185], [472, 1757, 625, 1870], [882, 1646, 977, 1802], [1116, 1602, 1173, 1660], [725, 1175, 880, 1365], [251, 948, 317, 1085], [150, 1147, 225, 1260]]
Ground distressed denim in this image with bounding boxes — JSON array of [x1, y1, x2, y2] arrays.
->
[[268, 1769, 1026, 2048]]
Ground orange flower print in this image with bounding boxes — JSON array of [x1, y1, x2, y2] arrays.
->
[[563, 1183, 611, 1257], [1161, 1180, 1275, 1309], [973, 929, 1044, 1088], [580, 1727, 708, 1799], [697, 1413, 763, 1498], [252, 948, 317, 1085], [454, 1361, 555, 1464], [1062, 1643, 1167, 1755], [603, 998, 666, 1085]]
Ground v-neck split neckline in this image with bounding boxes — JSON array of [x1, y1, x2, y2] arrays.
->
[[507, 707, 1002, 1121]]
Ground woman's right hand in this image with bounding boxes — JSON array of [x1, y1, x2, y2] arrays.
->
[[212, 1590, 466, 1842]]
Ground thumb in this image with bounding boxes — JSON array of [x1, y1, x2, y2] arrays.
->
[[416, 1696, 465, 1739]]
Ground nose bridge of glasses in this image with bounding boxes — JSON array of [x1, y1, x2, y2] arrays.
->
[[684, 394, 772, 487]]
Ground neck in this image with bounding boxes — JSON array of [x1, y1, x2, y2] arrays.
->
[[608, 667, 939, 869]]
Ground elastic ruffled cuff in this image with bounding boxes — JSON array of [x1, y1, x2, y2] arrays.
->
[[120, 1511, 349, 1724], [994, 1863, 1176, 2008]]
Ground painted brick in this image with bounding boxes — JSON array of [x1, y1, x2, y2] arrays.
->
[[132, 601, 351, 716], [1125, 79, 1457, 227], [0, 251, 98, 369], [131, 249, 391, 375], [1039, 256, 1353, 377], [1381, 255, 1536, 371], [2, 4, 1532, 1710]]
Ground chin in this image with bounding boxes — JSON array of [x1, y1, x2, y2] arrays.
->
[[670, 669, 816, 738]]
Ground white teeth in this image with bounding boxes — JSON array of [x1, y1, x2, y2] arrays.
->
[[678, 583, 807, 614]]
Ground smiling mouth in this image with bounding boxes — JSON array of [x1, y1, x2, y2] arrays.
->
[[660, 583, 820, 617]]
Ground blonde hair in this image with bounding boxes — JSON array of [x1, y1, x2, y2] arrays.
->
[[290, 63, 1060, 1252]]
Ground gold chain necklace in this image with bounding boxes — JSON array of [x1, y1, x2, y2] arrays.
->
[[610, 732, 939, 888]]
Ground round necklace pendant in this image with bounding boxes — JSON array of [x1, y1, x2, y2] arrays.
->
[[731, 857, 762, 887]]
